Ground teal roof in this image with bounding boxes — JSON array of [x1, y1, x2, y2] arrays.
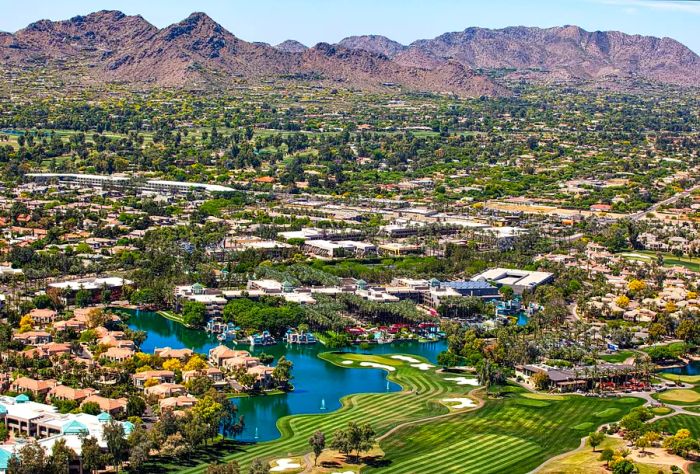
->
[[122, 421, 135, 434], [192, 283, 204, 290], [15, 394, 29, 403], [0, 448, 11, 470], [0, 404, 7, 415], [97, 411, 112, 422], [62, 420, 89, 435]]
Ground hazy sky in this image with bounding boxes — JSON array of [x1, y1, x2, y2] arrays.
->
[[0, 0, 699, 53]]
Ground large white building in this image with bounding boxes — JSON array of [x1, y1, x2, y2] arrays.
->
[[27, 173, 236, 196], [471, 268, 554, 294]]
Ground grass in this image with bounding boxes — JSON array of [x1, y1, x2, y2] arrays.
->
[[539, 436, 672, 474], [658, 372, 700, 384], [619, 249, 700, 272], [651, 406, 674, 416], [149, 352, 644, 474], [653, 414, 700, 437], [369, 393, 643, 474], [653, 388, 700, 405], [598, 350, 635, 363], [157, 310, 184, 324]]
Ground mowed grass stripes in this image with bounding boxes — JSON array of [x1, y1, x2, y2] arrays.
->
[[145, 352, 643, 474]]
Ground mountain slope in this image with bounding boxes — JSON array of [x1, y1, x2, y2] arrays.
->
[[0, 11, 503, 96], [337, 35, 406, 58]]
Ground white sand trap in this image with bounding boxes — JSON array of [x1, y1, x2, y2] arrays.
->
[[442, 397, 476, 409], [621, 252, 652, 259], [331, 472, 354, 474], [341, 360, 353, 365], [391, 355, 420, 363], [445, 376, 479, 386], [410, 363, 434, 370], [360, 362, 396, 371], [271, 458, 301, 472]]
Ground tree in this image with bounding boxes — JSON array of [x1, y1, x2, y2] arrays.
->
[[309, 430, 326, 466], [81, 436, 106, 474], [610, 458, 636, 474], [437, 351, 461, 368], [126, 395, 146, 418], [81, 402, 101, 415], [588, 431, 605, 452], [273, 356, 293, 388], [127, 426, 151, 473], [207, 461, 241, 474], [75, 289, 92, 308], [48, 437, 76, 474], [599, 448, 615, 467], [103, 420, 128, 472], [8, 439, 47, 474], [531, 371, 550, 391], [184, 354, 207, 371], [248, 458, 270, 474], [163, 358, 183, 371], [182, 301, 207, 328], [635, 435, 649, 454]]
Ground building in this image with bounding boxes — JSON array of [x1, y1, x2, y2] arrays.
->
[[471, 268, 554, 294], [27, 173, 236, 196], [174, 284, 227, 318], [440, 280, 501, 300], [47, 277, 133, 306]]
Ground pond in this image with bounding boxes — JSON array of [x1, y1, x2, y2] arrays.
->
[[662, 360, 700, 376], [125, 310, 447, 442]]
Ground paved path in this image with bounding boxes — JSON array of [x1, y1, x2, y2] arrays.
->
[[629, 183, 700, 221]]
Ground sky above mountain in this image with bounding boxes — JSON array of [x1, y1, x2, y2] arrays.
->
[[0, 0, 698, 54]]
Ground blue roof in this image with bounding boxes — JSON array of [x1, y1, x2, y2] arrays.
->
[[122, 421, 135, 434], [0, 448, 12, 470], [97, 411, 112, 422], [15, 394, 30, 403], [0, 404, 6, 415], [442, 281, 496, 290], [62, 420, 89, 435]]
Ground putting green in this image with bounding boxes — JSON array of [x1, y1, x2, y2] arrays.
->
[[656, 389, 700, 404]]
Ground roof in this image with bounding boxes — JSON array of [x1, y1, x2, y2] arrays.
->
[[442, 280, 497, 291], [62, 420, 89, 435]]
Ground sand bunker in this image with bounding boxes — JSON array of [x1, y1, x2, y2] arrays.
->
[[341, 360, 353, 365], [391, 355, 420, 363], [444, 376, 479, 386], [442, 397, 476, 409], [360, 362, 396, 371], [271, 458, 301, 472], [410, 363, 434, 370]]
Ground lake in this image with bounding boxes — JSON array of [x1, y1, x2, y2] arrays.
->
[[662, 360, 700, 376], [126, 310, 447, 442]]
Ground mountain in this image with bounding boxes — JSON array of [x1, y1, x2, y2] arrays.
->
[[337, 35, 406, 58], [1, 12, 697, 93], [339, 26, 700, 86], [0, 11, 503, 96], [274, 40, 308, 53]]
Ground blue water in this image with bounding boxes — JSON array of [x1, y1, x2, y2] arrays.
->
[[663, 360, 700, 376], [125, 310, 447, 442], [516, 312, 529, 326]]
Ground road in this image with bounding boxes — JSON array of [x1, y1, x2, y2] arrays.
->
[[629, 183, 700, 221]]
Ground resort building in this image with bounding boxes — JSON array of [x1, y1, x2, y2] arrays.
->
[[471, 268, 554, 294]]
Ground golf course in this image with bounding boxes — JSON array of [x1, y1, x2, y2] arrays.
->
[[136, 351, 652, 473]]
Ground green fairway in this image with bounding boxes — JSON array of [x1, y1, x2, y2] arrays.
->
[[653, 388, 700, 405], [653, 414, 700, 437], [368, 391, 644, 474], [149, 352, 644, 474], [598, 350, 635, 363]]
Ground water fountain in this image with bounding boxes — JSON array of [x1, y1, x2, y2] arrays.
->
[[320, 397, 326, 410], [386, 381, 390, 392], [254, 427, 259, 440]]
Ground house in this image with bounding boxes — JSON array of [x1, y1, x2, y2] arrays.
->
[[48, 385, 97, 403], [103, 347, 135, 362], [81, 395, 128, 415], [132, 370, 175, 388], [28, 308, 58, 326], [10, 377, 57, 397], [159, 395, 198, 411], [13, 331, 52, 345], [144, 383, 186, 399], [154, 347, 193, 361], [208, 345, 252, 367]]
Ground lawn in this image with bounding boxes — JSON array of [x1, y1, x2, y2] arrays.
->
[[598, 350, 635, 363], [653, 414, 700, 437], [538, 436, 662, 474], [653, 389, 700, 405], [151, 352, 644, 474], [619, 250, 700, 272], [658, 372, 700, 384]]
